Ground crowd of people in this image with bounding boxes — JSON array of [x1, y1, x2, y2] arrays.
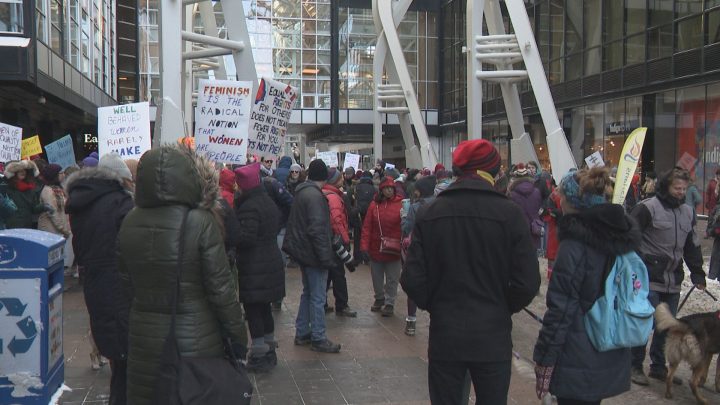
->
[[0, 138, 713, 405]]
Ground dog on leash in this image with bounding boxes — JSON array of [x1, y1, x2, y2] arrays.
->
[[654, 302, 720, 405]]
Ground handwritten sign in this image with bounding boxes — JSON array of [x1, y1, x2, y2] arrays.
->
[[343, 153, 361, 171], [676, 152, 698, 171], [98, 102, 151, 159], [584, 151, 605, 168], [316, 151, 339, 168], [194, 79, 253, 164], [385, 163, 396, 171], [0, 122, 22, 162], [44, 135, 76, 169], [21, 135, 42, 159], [247, 78, 297, 161]]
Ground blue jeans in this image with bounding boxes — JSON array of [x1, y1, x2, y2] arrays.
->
[[631, 290, 680, 372], [295, 266, 329, 341]]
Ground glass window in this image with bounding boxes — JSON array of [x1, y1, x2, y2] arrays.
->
[[676, 86, 705, 179], [584, 0, 601, 48], [50, 0, 63, 53], [584, 47, 601, 75], [604, 1, 624, 42], [549, 0, 563, 59], [603, 40, 623, 70], [0, 0, 23, 33], [565, 0, 582, 55], [676, 0, 703, 19], [566, 52, 582, 81], [704, 83, 720, 213], [709, 8, 720, 44], [626, 0, 646, 35], [584, 103, 604, 161], [677, 16, 703, 51], [604, 99, 625, 168], [649, 0, 673, 27], [648, 24, 673, 59], [37, 0, 48, 43], [626, 33, 645, 64]]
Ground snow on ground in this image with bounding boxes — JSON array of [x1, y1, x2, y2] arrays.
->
[[677, 263, 720, 315]]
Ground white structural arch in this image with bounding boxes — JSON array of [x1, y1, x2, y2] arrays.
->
[[372, 0, 438, 169], [467, 0, 576, 183]]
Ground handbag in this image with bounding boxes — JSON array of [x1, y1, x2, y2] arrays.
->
[[154, 209, 253, 405], [377, 205, 401, 256]]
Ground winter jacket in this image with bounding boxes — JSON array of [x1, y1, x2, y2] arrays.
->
[[286, 172, 305, 196], [323, 184, 350, 245], [283, 181, 336, 269], [631, 195, 705, 294], [685, 184, 702, 221], [65, 167, 134, 360], [401, 176, 540, 362], [3, 160, 43, 229], [402, 196, 435, 237], [219, 168, 236, 208], [234, 186, 285, 303], [273, 155, 294, 186], [543, 190, 563, 262], [38, 185, 70, 237], [705, 177, 718, 212], [509, 177, 543, 248], [533, 204, 638, 402], [0, 188, 17, 230], [361, 194, 403, 263], [218, 197, 240, 266], [353, 177, 376, 219], [116, 146, 247, 405], [262, 176, 293, 227]]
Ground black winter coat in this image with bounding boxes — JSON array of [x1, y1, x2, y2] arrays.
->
[[65, 168, 134, 360], [401, 177, 540, 362], [235, 186, 285, 303], [533, 204, 640, 402], [283, 181, 335, 269]]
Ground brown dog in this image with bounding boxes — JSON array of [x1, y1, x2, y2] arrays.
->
[[655, 302, 720, 405]]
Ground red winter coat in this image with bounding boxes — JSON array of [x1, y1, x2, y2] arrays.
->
[[219, 169, 236, 208], [705, 178, 718, 212], [322, 184, 350, 244], [544, 190, 562, 262], [361, 193, 403, 263]]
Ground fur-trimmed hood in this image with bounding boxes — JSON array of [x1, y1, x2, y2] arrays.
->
[[4, 160, 39, 179], [65, 167, 130, 214], [557, 203, 641, 256], [134, 145, 218, 210]]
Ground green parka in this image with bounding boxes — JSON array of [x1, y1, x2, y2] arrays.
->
[[118, 146, 247, 405]]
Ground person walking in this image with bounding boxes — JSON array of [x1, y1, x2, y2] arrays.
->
[[234, 163, 285, 372], [283, 159, 342, 353], [37, 164, 71, 238], [117, 146, 248, 405], [533, 167, 636, 405], [351, 171, 376, 265], [65, 152, 135, 405], [3, 160, 45, 229], [361, 176, 403, 317], [629, 167, 706, 386], [401, 139, 540, 404], [509, 163, 543, 251]]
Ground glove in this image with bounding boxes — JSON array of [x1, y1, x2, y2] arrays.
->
[[534, 364, 554, 399], [345, 262, 356, 272]]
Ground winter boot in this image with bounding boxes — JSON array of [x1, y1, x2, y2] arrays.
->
[[404, 320, 416, 336]]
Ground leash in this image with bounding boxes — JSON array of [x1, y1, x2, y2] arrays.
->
[[523, 307, 544, 324], [677, 285, 695, 312], [704, 289, 718, 301]]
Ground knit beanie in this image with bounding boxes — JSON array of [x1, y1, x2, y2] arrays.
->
[[99, 152, 133, 180], [290, 163, 302, 172], [327, 167, 341, 185], [344, 166, 355, 176], [379, 176, 395, 190], [414, 175, 437, 198], [307, 159, 328, 181], [559, 171, 608, 209], [512, 163, 530, 178], [234, 163, 262, 191], [41, 164, 62, 184], [452, 139, 501, 176], [434, 163, 446, 173], [82, 156, 99, 167], [385, 167, 400, 180]]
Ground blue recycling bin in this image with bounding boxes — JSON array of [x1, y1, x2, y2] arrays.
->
[[0, 229, 65, 404]]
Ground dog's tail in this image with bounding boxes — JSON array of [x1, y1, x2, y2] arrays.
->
[[654, 303, 689, 333]]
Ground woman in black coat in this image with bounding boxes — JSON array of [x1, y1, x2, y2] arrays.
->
[[234, 163, 285, 373], [533, 167, 640, 405]]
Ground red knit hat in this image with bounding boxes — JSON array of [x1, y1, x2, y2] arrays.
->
[[234, 163, 261, 191], [452, 139, 501, 176], [379, 176, 395, 190]]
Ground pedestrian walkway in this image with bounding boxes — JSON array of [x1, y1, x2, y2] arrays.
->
[[58, 258, 719, 404]]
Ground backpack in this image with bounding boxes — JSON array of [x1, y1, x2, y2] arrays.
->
[[583, 252, 655, 352], [354, 183, 375, 218]]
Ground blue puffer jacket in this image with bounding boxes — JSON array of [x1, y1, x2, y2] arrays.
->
[[273, 156, 294, 185]]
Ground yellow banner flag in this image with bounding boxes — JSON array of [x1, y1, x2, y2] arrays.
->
[[21, 135, 42, 159], [612, 127, 647, 204]]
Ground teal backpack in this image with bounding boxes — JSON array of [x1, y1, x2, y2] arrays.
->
[[583, 252, 655, 352]]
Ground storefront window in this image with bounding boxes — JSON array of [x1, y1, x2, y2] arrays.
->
[[0, 0, 23, 33], [584, 103, 604, 162], [703, 83, 720, 213], [676, 86, 706, 191], [604, 99, 625, 168], [654, 91, 676, 171]]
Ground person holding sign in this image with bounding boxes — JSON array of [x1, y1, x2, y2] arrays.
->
[[37, 164, 71, 238], [3, 160, 46, 229]]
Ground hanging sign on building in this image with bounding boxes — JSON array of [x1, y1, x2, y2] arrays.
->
[[0, 122, 22, 162], [194, 79, 253, 164], [97, 102, 151, 159], [343, 153, 361, 171], [21, 135, 42, 159], [44, 135, 76, 169], [247, 78, 298, 161]]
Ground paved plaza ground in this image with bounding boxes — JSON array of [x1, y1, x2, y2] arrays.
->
[[57, 233, 720, 405]]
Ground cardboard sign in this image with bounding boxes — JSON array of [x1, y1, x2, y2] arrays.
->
[[316, 151, 339, 167], [44, 135, 76, 169], [98, 102, 151, 159], [0, 122, 22, 162], [194, 79, 253, 164], [584, 151, 605, 168], [676, 152, 698, 171], [343, 153, 361, 171], [247, 77, 297, 161], [21, 135, 42, 159]]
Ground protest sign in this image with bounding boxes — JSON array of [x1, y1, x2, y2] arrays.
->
[[21, 135, 42, 159], [676, 152, 698, 171], [584, 151, 605, 168], [343, 153, 361, 171], [98, 102, 151, 159], [385, 163, 396, 171], [0, 122, 22, 162], [194, 79, 253, 164], [612, 127, 647, 204], [45, 135, 76, 169], [316, 151, 339, 167], [247, 78, 297, 161]]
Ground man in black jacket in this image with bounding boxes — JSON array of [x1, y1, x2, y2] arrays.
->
[[283, 159, 341, 353], [401, 139, 540, 404]]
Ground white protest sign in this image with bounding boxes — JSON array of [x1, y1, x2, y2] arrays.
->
[[343, 153, 361, 171], [584, 151, 605, 168], [385, 163, 396, 170], [195, 79, 253, 164], [98, 102, 151, 159], [247, 77, 297, 161], [0, 122, 22, 162], [316, 151, 339, 167], [44, 135, 76, 169]]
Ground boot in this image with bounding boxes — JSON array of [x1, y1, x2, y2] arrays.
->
[[246, 354, 273, 373], [370, 299, 384, 312], [404, 320, 416, 336]]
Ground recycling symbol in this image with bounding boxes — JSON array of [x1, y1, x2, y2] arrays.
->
[[0, 298, 37, 356]]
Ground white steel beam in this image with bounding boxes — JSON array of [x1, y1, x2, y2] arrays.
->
[[156, 0, 185, 146], [221, 0, 258, 91], [466, 0, 485, 140]]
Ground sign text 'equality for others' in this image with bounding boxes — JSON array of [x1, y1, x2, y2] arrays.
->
[[247, 77, 297, 161], [98, 102, 151, 159]]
